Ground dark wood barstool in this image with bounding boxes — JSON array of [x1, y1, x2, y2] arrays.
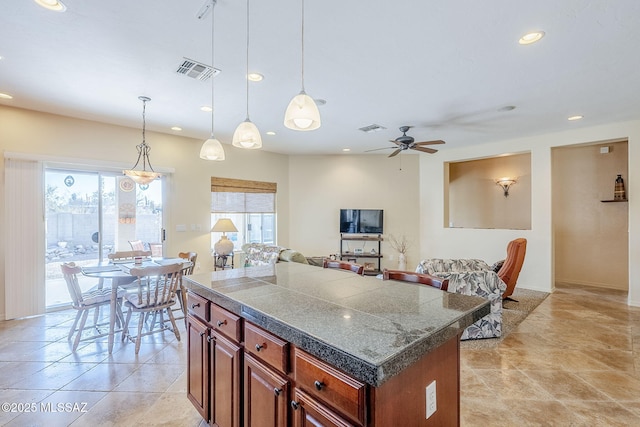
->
[[382, 269, 449, 290], [323, 259, 365, 275]]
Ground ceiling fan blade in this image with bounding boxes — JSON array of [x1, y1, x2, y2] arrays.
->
[[364, 146, 395, 152], [414, 139, 446, 146], [412, 146, 438, 154], [389, 139, 402, 145], [388, 149, 402, 158]]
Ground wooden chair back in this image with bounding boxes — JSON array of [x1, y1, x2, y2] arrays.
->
[[497, 238, 527, 299], [382, 269, 449, 291], [178, 252, 198, 275], [127, 263, 183, 308], [60, 262, 84, 306], [323, 259, 364, 275], [128, 240, 145, 251]]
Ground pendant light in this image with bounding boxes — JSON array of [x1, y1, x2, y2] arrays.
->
[[284, 0, 321, 131], [232, 0, 262, 149], [199, 0, 225, 161], [123, 96, 161, 185]]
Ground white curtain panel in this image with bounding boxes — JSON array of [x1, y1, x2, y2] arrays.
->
[[4, 157, 45, 319]]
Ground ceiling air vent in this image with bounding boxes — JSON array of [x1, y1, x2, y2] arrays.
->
[[176, 58, 220, 81], [358, 124, 387, 133]]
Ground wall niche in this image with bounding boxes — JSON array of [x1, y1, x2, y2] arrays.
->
[[445, 153, 531, 230]]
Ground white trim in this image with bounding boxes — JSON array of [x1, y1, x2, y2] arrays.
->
[[3, 151, 175, 174]]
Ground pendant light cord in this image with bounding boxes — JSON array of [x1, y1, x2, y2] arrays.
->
[[245, 0, 250, 119], [300, 0, 305, 92], [211, 0, 216, 135]]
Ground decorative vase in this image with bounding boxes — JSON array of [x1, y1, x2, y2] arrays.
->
[[397, 253, 407, 271], [614, 174, 626, 200]]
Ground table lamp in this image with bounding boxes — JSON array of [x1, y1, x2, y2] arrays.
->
[[212, 218, 238, 256]]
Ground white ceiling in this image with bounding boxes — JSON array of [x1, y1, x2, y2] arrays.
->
[[2, 0, 640, 155]]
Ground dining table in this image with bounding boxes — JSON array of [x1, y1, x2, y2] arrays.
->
[[81, 257, 189, 353]]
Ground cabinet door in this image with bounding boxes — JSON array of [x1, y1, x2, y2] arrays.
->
[[291, 388, 356, 427], [187, 315, 209, 421], [210, 330, 242, 427], [244, 353, 289, 427]]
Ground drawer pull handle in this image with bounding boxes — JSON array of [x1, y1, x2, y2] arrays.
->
[[314, 380, 324, 391], [206, 335, 213, 343], [255, 343, 264, 352], [199, 331, 205, 337], [190, 303, 200, 309], [273, 387, 282, 397], [290, 401, 300, 410], [217, 320, 226, 327]]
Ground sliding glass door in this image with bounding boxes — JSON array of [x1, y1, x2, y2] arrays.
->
[[45, 168, 164, 308]]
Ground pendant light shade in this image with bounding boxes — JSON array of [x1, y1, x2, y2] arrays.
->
[[199, 0, 225, 161], [284, 0, 321, 131], [232, 119, 262, 149], [200, 136, 226, 160], [284, 90, 321, 131], [123, 96, 161, 185], [233, 0, 262, 150]]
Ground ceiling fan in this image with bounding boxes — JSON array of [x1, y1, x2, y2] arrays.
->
[[366, 126, 445, 157]]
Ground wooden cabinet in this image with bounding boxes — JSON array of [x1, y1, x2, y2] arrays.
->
[[210, 330, 242, 427], [187, 290, 461, 426], [339, 234, 382, 275], [187, 314, 209, 421], [291, 388, 355, 427], [244, 352, 290, 427], [187, 292, 243, 427]]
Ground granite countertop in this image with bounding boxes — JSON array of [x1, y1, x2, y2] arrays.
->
[[184, 262, 490, 387]]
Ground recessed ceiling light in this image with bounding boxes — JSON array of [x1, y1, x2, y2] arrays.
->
[[200, 106, 213, 112], [266, 131, 276, 136], [314, 99, 327, 106], [519, 31, 545, 45], [342, 148, 351, 152], [34, 0, 67, 12], [247, 73, 263, 82], [498, 105, 516, 112], [0, 92, 14, 99], [171, 126, 182, 131], [567, 115, 583, 121]]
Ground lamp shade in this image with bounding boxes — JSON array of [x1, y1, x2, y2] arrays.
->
[[211, 218, 238, 233], [123, 170, 160, 185], [284, 91, 321, 131], [232, 119, 263, 149], [200, 136, 226, 160]]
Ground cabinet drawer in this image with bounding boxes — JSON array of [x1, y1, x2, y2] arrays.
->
[[244, 322, 289, 374], [187, 292, 209, 322], [294, 348, 366, 425], [210, 304, 242, 343]]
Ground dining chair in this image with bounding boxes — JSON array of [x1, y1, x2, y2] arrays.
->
[[174, 251, 198, 327], [128, 240, 146, 251], [61, 262, 126, 351], [121, 263, 184, 354], [382, 269, 449, 290], [323, 259, 365, 275]]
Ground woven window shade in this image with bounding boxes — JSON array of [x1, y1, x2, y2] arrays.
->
[[211, 177, 276, 213]]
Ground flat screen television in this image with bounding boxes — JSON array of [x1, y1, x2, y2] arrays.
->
[[339, 209, 384, 234]]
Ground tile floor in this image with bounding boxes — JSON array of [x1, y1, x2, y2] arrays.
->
[[0, 283, 638, 426]]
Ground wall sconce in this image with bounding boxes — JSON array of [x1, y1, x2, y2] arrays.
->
[[495, 177, 517, 197]]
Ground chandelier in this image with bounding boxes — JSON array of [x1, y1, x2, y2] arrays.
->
[[123, 96, 161, 185]]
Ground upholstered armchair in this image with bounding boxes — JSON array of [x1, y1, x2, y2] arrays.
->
[[417, 259, 505, 340]]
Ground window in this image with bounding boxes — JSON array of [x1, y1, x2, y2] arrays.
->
[[211, 177, 276, 252]]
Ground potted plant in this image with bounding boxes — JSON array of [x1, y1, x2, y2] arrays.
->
[[388, 234, 411, 270]]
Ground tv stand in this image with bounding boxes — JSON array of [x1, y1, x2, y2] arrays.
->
[[340, 233, 383, 275]]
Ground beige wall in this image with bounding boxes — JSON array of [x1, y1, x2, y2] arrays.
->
[[419, 119, 640, 306], [552, 141, 628, 290], [288, 154, 421, 270], [448, 153, 531, 230], [0, 105, 289, 319]]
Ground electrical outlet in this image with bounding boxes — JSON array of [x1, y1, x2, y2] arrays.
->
[[426, 380, 436, 419]]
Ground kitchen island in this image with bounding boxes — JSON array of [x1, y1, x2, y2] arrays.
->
[[184, 262, 490, 426]]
